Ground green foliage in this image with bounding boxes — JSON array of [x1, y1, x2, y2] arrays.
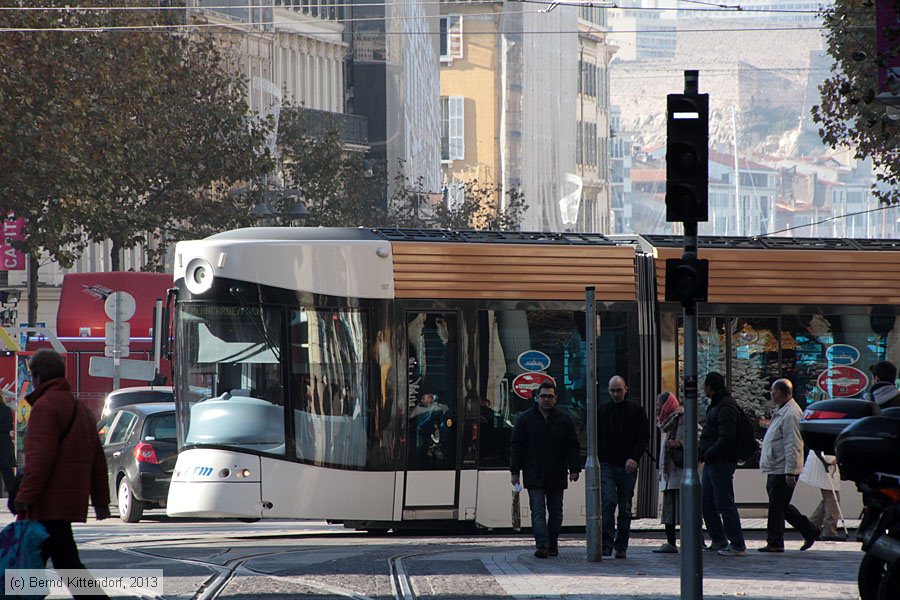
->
[[277, 121, 528, 230], [813, 0, 900, 204], [0, 1, 272, 271], [276, 108, 386, 227]]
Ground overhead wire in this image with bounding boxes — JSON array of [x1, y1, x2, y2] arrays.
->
[[757, 203, 900, 238], [0, 0, 872, 34]]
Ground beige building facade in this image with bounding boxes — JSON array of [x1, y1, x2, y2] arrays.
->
[[439, 2, 616, 232]]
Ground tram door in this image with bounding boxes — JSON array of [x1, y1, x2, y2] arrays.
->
[[404, 312, 460, 514]]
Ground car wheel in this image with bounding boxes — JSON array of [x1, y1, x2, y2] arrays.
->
[[859, 553, 888, 600], [118, 478, 144, 524]]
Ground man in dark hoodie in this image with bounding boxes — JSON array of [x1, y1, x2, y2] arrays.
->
[[597, 375, 649, 559], [699, 372, 747, 556], [869, 361, 900, 410]]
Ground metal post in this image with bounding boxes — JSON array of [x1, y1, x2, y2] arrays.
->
[[112, 297, 122, 391], [585, 286, 602, 561], [152, 299, 163, 378], [680, 231, 702, 591]]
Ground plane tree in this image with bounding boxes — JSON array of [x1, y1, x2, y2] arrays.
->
[[812, 0, 900, 204], [0, 1, 272, 322]]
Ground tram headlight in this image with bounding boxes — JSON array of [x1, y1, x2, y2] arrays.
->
[[219, 468, 231, 478], [184, 257, 215, 295], [237, 468, 252, 478]]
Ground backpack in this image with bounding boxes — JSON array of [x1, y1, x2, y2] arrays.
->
[[734, 408, 758, 462]]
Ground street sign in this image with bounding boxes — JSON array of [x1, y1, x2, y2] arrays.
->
[[512, 372, 556, 400], [517, 350, 551, 372], [105, 322, 130, 344], [103, 346, 130, 358], [816, 366, 869, 398], [105, 291, 136, 322], [825, 344, 860, 366], [89, 357, 155, 381]]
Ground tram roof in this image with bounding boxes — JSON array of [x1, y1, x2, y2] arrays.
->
[[643, 235, 900, 251]]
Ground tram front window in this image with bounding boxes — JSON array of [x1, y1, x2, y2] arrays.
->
[[176, 304, 286, 455]]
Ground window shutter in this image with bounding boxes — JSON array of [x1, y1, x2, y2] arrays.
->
[[449, 15, 463, 59], [440, 96, 450, 161], [449, 96, 465, 161]]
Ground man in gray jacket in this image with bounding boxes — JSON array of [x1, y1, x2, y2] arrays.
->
[[758, 379, 818, 552]]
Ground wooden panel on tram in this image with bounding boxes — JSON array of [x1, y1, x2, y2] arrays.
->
[[391, 242, 637, 301], [656, 247, 900, 304]]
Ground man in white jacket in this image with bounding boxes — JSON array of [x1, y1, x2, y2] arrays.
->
[[758, 379, 819, 552]]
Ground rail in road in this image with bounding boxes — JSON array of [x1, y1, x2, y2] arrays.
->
[[62, 517, 862, 600]]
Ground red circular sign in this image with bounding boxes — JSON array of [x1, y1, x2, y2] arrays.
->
[[512, 372, 556, 400], [816, 366, 869, 398]]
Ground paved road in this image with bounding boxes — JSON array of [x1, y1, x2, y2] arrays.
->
[[1, 511, 864, 599]]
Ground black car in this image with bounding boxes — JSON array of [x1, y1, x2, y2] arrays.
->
[[102, 403, 177, 523]]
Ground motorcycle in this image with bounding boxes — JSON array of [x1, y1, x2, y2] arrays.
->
[[800, 400, 900, 600]]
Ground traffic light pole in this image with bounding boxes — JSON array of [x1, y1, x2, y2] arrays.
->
[[681, 222, 702, 600], [677, 69, 704, 600]]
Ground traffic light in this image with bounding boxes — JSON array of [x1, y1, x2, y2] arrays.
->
[[665, 257, 708, 304], [666, 93, 709, 222]]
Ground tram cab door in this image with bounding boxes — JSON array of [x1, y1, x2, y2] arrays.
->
[[403, 312, 461, 517]]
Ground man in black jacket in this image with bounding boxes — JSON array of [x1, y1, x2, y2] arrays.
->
[[698, 372, 747, 556], [597, 375, 649, 559], [510, 381, 581, 558]]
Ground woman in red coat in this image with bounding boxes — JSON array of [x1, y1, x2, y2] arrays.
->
[[14, 349, 110, 593]]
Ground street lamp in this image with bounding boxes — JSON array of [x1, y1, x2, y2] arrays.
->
[[233, 186, 310, 227]]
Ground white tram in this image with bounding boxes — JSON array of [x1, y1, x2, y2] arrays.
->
[[167, 228, 899, 528]]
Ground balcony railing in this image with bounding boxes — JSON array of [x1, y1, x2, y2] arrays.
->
[[282, 107, 368, 147]]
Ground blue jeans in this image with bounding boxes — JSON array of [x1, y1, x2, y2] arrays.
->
[[701, 460, 746, 550], [600, 463, 637, 552], [527, 488, 564, 550]]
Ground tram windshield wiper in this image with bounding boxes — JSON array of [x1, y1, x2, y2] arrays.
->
[[229, 287, 282, 361]]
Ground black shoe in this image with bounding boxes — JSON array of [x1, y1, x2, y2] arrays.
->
[[757, 545, 784, 553], [548, 544, 559, 557], [602, 547, 613, 557], [800, 535, 818, 551], [534, 547, 549, 558], [615, 550, 626, 559]]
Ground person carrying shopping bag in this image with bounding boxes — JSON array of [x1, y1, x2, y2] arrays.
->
[[799, 449, 847, 541]]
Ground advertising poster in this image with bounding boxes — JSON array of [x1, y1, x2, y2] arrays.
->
[[16, 353, 33, 460]]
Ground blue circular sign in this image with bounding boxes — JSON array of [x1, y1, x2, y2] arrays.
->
[[517, 350, 551, 372], [825, 344, 860, 366]]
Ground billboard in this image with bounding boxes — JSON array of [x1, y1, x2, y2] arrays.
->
[[1, 215, 25, 271]]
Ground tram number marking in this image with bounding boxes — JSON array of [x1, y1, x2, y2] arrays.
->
[[193, 466, 214, 477]]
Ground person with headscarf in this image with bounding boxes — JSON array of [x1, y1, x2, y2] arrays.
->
[[653, 392, 684, 554]]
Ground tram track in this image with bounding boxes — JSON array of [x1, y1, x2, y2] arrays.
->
[[91, 532, 516, 599], [120, 546, 376, 600]]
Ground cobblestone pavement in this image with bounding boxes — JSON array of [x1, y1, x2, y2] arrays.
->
[[0, 512, 864, 599], [482, 536, 861, 600]]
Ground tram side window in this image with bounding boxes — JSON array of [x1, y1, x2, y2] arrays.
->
[[177, 304, 286, 455], [290, 308, 369, 468], [477, 309, 630, 469]]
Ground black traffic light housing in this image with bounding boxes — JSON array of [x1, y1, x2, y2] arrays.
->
[[665, 257, 709, 305], [666, 93, 709, 222]]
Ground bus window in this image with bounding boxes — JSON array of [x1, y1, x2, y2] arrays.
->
[[289, 308, 369, 468]]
